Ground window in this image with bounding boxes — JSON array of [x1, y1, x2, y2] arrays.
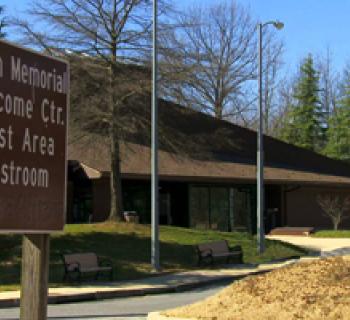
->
[[210, 188, 229, 231], [230, 188, 251, 232], [189, 185, 253, 232], [189, 187, 210, 229]]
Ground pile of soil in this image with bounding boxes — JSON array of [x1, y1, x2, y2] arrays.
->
[[164, 257, 350, 320]]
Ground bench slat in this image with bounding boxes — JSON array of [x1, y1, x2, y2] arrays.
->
[[80, 266, 112, 273], [62, 252, 114, 282], [196, 240, 243, 266], [198, 240, 230, 254], [63, 252, 99, 269]]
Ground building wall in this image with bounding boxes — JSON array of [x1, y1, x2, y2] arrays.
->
[[66, 181, 74, 223], [91, 178, 189, 226], [285, 186, 350, 229], [92, 177, 110, 222], [85, 177, 350, 230]]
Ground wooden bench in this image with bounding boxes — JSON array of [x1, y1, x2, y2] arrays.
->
[[196, 240, 243, 266], [62, 252, 113, 282]]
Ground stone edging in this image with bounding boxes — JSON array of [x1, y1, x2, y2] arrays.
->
[[0, 274, 247, 309], [0, 257, 304, 309], [148, 311, 194, 320]]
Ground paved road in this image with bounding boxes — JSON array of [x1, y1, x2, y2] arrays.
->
[[0, 281, 230, 320], [267, 235, 350, 255]]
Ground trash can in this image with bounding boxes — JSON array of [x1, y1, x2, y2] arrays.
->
[[123, 211, 139, 223]]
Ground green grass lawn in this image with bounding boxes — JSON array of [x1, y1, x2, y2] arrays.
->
[[0, 222, 306, 291], [313, 230, 350, 238]]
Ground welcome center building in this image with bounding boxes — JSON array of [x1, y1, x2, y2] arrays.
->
[[67, 95, 350, 233]]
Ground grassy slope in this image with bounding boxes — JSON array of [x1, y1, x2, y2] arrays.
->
[[0, 222, 305, 291], [313, 230, 350, 238]]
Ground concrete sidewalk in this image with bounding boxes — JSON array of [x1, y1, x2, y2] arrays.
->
[[267, 235, 350, 256], [0, 259, 300, 308]]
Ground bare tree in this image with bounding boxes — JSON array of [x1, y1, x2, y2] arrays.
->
[[317, 194, 350, 230], [317, 48, 339, 118], [268, 72, 297, 137], [0, 6, 7, 38], [14, 0, 168, 221], [159, 1, 283, 126], [262, 37, 284, 135], [336, 61, 350, 107], [159, 1, 255, 120]]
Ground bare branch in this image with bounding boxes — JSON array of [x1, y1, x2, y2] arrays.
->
[[317, 194, 350, 230], [158, 1, 283, 126]]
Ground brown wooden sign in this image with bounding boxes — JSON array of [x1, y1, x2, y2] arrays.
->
[[0, 40, 69, 232]]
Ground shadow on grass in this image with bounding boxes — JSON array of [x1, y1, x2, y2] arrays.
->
[[265, 238, 311, 255], [0, 234, 22, 288], [0, 229, 306, 288], [50, 232, 197, 284]]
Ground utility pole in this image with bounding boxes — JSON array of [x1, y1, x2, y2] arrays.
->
[[151, 0, 160, 272], [257, 21, 284, 254], [257, 22, 265, 254]]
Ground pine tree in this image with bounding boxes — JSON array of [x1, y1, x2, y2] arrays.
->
[[323, 77, 350, 161], [279, 55, 324, 151]]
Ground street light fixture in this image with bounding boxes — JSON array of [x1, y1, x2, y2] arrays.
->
[[273, 21, 284, 30], [257, 20, 284, 254]]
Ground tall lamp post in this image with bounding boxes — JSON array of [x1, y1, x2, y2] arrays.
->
[[151, 0, 160, 272], [257, 21, 284, 254]]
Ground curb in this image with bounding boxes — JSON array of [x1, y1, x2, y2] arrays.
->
[[148, 311, 192, 320], [0, 258, 302, 309], [0, 270, 272, 309]]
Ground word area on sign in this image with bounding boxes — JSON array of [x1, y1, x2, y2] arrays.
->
[[0, 125, 55, 156], [22, 128, 55, 156]]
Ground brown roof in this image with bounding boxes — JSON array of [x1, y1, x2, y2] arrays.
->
[[70, 143, 350, 185], [68, 95, 350, 186]]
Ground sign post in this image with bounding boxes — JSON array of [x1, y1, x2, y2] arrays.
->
[[20, 234, 50, 320], [0, 40, 69, 320]]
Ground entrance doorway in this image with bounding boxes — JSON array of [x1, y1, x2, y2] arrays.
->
[[160, 193, 172, 225], [265, 185, 282, 233]]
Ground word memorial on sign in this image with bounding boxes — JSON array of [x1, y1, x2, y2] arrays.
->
[[0, 40, 69, 232]]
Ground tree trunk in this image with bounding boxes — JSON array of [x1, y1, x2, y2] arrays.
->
[[108, 65, 124, 222], [333, 219, 339, 231], [214, 99, 223, 120], [109, 125, 124, 221]]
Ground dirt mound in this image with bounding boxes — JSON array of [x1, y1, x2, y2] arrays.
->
[[164, 257, 350, 320]]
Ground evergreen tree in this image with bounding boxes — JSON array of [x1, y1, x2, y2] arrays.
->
[[323, 75, 350, 160], [279, 55, 324, 151]]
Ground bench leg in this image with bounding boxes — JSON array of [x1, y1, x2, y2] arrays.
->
[[227, 254, 243, 264], [65, 271, 74, 283], [198, 255, 214, 267]]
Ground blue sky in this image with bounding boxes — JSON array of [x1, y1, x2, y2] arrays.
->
[[2, 0, 350, 73], [175, 0, 350, 74]]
